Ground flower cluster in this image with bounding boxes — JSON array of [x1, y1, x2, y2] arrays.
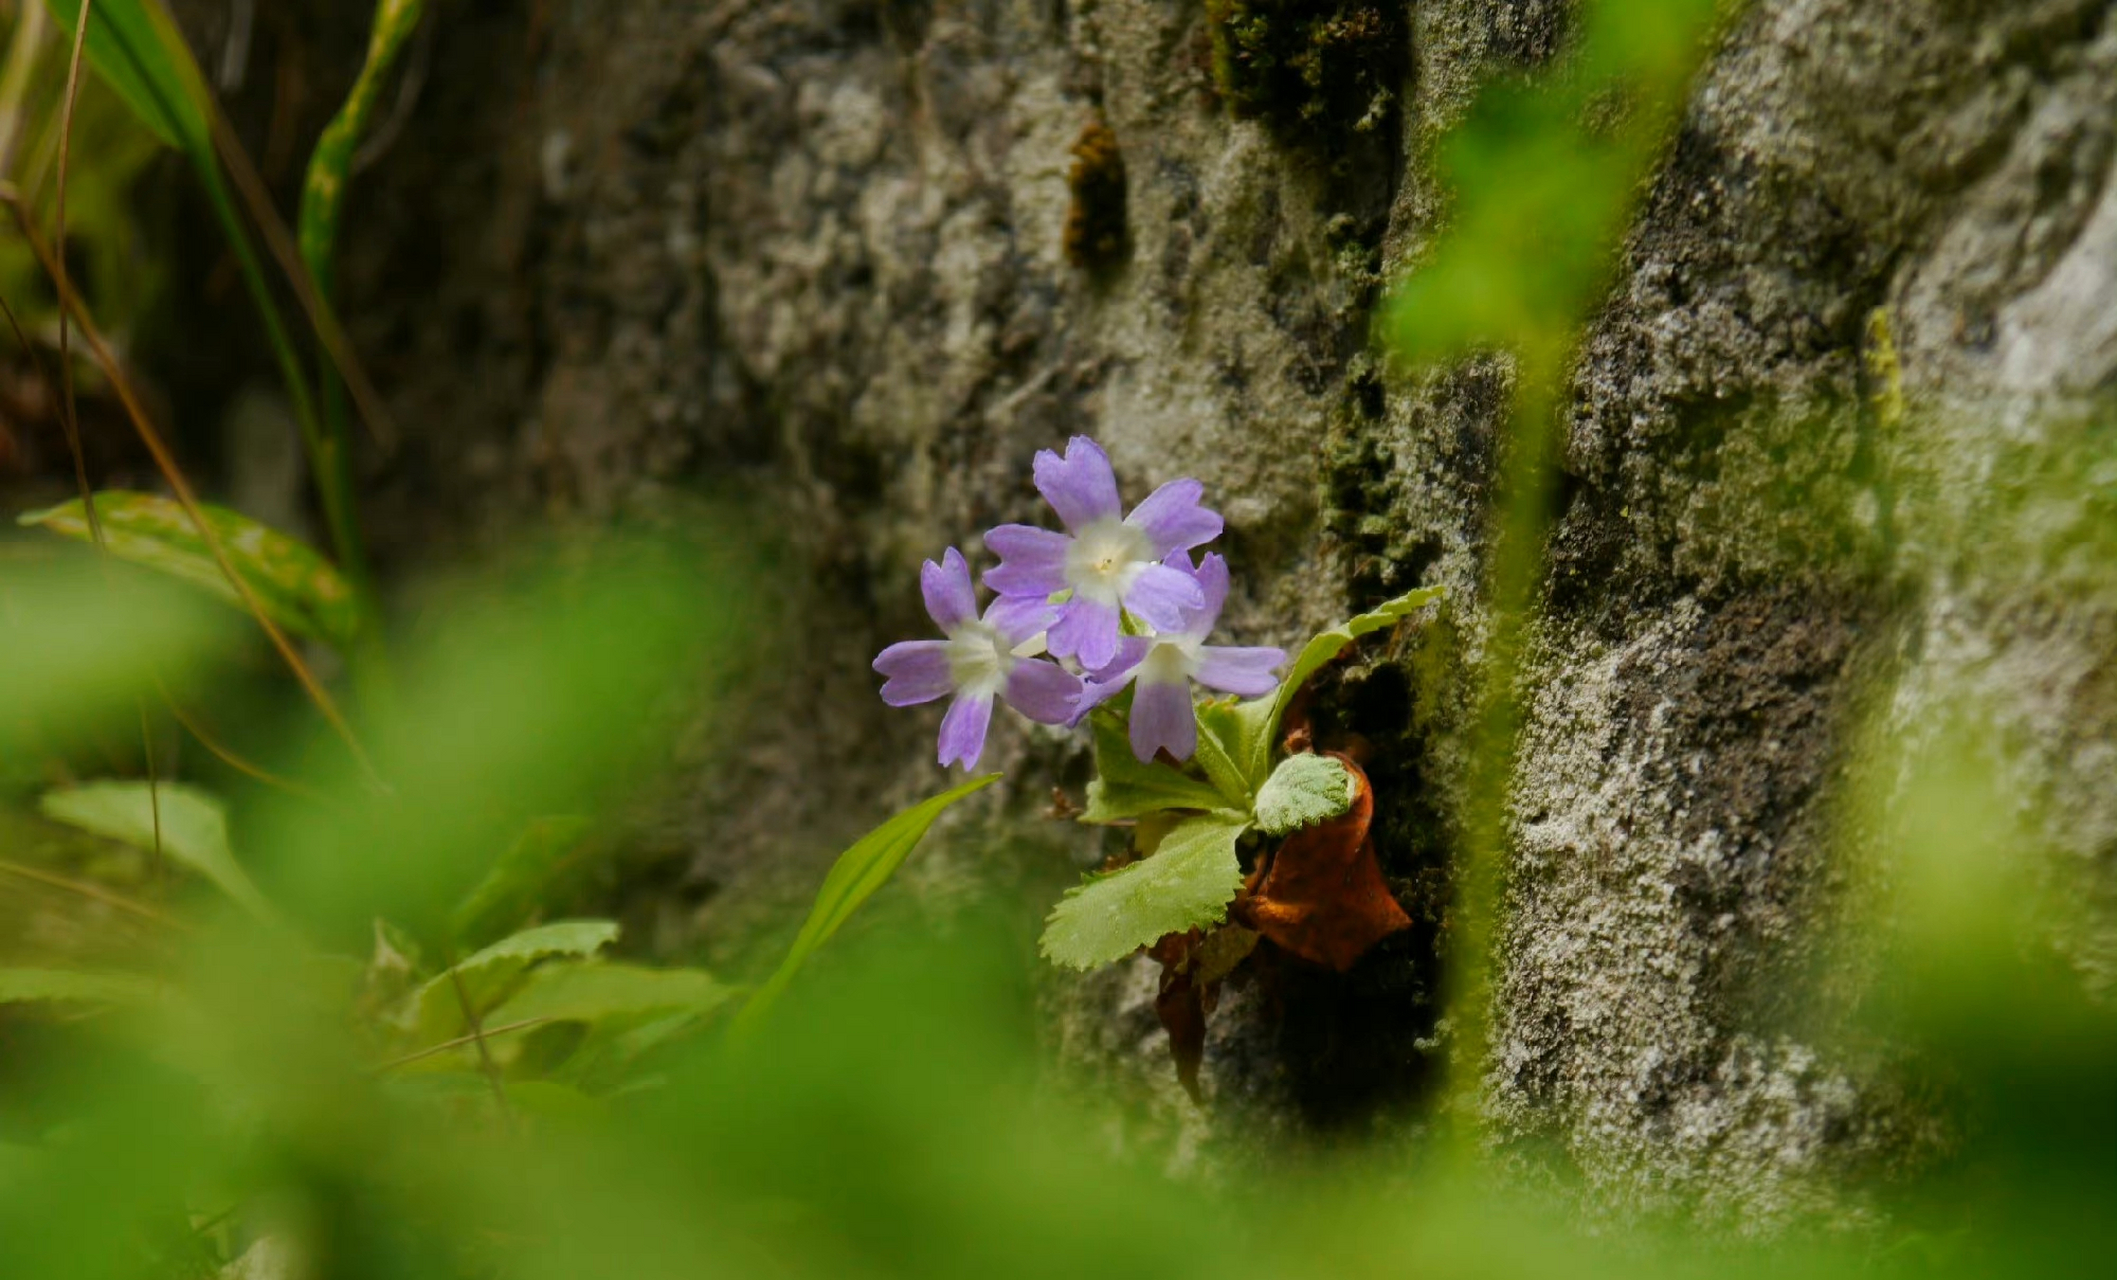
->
[[874, 437, 1285, 769]]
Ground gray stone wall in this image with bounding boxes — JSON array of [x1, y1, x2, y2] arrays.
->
[[334, 0, 2116, 1226]]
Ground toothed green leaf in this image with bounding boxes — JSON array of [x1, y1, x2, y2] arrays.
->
[[1253, 754, 1356, 836], [1039, 813, 1248, 971]]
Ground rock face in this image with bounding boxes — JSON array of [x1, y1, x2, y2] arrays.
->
[[334, 0, 2116, 1227]]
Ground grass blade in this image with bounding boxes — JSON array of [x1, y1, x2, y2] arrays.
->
[[733, 773, 1001, 1036]]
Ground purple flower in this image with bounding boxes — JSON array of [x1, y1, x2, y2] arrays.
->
[[1078, 552, 1285, 763], [982, 436, 1224, 672], [873, 548, 1084, 769]]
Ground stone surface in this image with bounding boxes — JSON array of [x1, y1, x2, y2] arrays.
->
[[326, 0, 2117, 1228]]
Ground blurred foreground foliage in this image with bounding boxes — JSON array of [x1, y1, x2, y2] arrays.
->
[[0, 0, 2111, 1276], [0, 533, 2111, 1279]]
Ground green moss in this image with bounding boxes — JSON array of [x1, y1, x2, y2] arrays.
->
[[1205, 0, 1408, 145]]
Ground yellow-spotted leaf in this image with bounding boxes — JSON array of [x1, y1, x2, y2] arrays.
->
[[21, 491, 361, 651]]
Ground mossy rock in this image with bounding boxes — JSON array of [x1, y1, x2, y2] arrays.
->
[[1205, 0, 1408, 145]]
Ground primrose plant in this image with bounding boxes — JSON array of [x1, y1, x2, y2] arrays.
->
[[873, 437, 1443, 1004]]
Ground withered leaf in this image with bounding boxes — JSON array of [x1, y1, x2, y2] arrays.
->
[[1148, 931, 1209, 1103], [1239, 753, 1410, 972]]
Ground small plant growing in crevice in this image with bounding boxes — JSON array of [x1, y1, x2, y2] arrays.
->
[[873, 436, 1441, 1095]]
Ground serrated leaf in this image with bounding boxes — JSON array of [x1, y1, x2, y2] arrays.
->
[[406, 920, 619, 1041], [1253, 754, 1356, 836], [733, 773, 1000, 1035], [1079, 712, 1230, 824], [43, 0, 212, 152], [1039, 813, 1248, 971], [1267, 585, 1444, 740], [21, 492, 362, 651], [0, 968, 158, 1006], [39, 781, 279, 924]]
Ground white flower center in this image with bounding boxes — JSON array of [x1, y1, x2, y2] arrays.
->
[[945, 621, 1016, 699], [1063, 518, 1154, 607], [1137, 638, 1198, 687]]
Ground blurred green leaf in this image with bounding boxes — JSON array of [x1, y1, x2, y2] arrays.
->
[[1040, 812, 1248, 971], [406, 920, 618, 1041], [1379, 0, 1725, 367], [38, 779, 279, 924], [1252, 753, 1354, 836], [0, 966, 157, 1005], [0, 558, 233, 752], [40, 0, 209, 151], [449, 815, 595, 948], [733, 772, 999, 1036], [490, 961, 728, 1028], [253, 535, 753, 940], [1080, 712, 1233, 824], [21, 491, 362, 651]]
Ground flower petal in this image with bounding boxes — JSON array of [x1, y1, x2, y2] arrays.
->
[[1129, 677, 1197, 763], [1070, 636, 1151, 725], [1004, 658, 1082, 726], [1046, 596, 1123, 671], [1186, 553, 1231, 638], [938, 692, 995, 769], [873, 640, 954, 706], [1088, 635, 1153, 683], [981, 523, 1071, 597], [1125, 478, 1223, 556], [1194, 646, 1284, 698], [1123, 562, 1207, 633], [921, 547, 978, 631], [985, 594, 1059, 647], [1033, 437, 1122, 531]]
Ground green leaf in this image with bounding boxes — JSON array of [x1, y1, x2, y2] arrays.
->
[[0, 561, 233, 752], [0, 968, 158, 1006], [406, 920, 620, 1041], [1190, 709, 1253, 807], [1039, 813, 1248, 971], [489, 962, 730, 1028], [39, 780, 279, 924], [1079, 712, 1232, 824], [299, 1, 425, 295], [41, 0, 211, 152], [1267, 586, 1445, 740], [45, 2, 368, 599], [20, 492, 362, 651], [1253, 754, 1356, 836], [449, 815, 595, 948], [1198, 695, 1278, 797], [732, 773, 999, 1036]]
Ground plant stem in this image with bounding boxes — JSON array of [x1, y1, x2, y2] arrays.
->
[[296, 0, 423, 698]]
